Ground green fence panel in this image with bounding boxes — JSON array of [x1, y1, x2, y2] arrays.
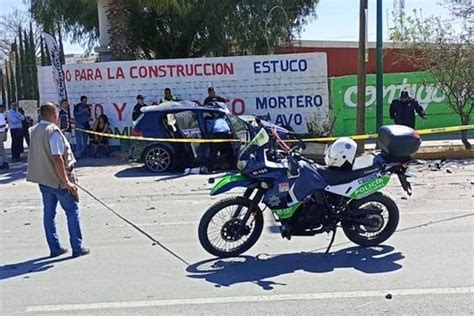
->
[[330, 72, 463, 136]]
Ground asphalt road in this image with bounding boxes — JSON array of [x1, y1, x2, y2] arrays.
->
[[1, 158, 473, 315]]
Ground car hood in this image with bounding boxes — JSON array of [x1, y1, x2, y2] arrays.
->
[[238, 115, 291, 135]]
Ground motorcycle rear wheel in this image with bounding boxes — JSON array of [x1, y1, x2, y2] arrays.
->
[[198, 197, 264, 258], [342, 193, 399, 247]]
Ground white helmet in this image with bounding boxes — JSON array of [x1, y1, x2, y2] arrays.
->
[[324, 137, 357, 168]]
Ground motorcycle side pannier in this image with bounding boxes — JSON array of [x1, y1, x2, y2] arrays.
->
[[377, 125, 421, 161]]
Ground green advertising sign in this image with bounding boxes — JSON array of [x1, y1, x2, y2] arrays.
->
[[330, 72, 463, 136]]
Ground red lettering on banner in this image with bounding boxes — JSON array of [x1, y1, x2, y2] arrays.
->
[[203, 63, 212, 76], [107, 62, 235, 79], [113, 103, 127, 121], [107, 67, 124, 79], [176, 65, 185, 77], [224, 63, 234, 74], [232, 99, 245, 115], [167, 65, 176, 77], [139, 66, 147, 78], [158, 65, 166, 77], [195, 64, 203, 76], [116, 67, 125, 79], [130, 66, 138, 78], [148, 66, 158, 78], [74, 70, 80, 81], [215, 64, 223, 75], [95, 69, 103, 80], [94, 103, 104, 119], [185, 64, 193, 76], [87, 69, 94, 80], [65, 70, 71, 81]]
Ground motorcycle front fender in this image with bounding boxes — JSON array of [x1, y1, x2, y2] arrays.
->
[[210, 173, 258, 196]]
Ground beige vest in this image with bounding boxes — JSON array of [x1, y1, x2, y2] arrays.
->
[[27, 122, 76, 189]]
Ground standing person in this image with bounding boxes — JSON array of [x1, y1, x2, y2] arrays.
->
[[74, 96, 91, 158], [159, 88, 178, 104], [27, 102, 89, 258], [7, 100, 25, 162], [389, 91, 427, 129], [132, 95, 147, 121], [90, 114, 110, 158], [59, 99, 73, 145], [0, 105, 9, 169], [203, 87, 228, 105], [202, 113, 234, 173], [19, 107, 34, 148]]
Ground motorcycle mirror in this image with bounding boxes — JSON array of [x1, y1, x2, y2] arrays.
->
[[288, 156, 300, 176], [208, 178, 215, 184]]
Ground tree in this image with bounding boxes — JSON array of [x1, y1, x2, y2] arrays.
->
[[30, 0, 99, 49], [390, 1, 473, 149], [31, 0, 320, 59], [0, 10, 31, 60]]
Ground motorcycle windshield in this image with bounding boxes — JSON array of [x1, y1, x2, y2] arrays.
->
[[238, 128, 269, 163]]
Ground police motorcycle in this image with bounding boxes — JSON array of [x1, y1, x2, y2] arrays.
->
[[198, 125, 421, 258]]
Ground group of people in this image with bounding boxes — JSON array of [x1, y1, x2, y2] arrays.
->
[[132, 87, 228, 121], [68, 95, 110, 158], [0, 100, 34, 167]]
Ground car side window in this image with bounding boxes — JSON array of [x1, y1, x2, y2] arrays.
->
[[175, 111, 201, 138], [228, 114, 247, 134]]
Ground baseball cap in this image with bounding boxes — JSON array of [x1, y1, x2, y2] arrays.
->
[[136, 94, 145, 100], [400, 91, 409, 98]]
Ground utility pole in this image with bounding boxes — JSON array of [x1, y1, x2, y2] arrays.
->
[[376, 0, 384, 132], [356, 0, 368, 154]]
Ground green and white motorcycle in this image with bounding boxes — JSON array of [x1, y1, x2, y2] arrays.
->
[[198, 125, 421, 258]]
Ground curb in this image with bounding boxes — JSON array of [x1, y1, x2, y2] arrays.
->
[[414, 149, 474, 160]]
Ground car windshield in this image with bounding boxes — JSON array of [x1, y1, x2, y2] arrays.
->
[[238, 128, 269, 159]]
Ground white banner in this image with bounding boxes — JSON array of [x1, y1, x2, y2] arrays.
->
[[38, 52, 328, 137], [43, 33, 67, 101]]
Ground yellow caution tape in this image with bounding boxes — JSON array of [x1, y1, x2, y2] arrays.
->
[[76, 124, 474, 144], [76, 128, 242, 143]]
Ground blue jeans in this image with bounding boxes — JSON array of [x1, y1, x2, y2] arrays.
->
[[39, 184, 84, 253], [75, 128, 89, 158]]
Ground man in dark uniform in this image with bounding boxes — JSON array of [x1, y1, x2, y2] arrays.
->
[[203, 87, 228, 105], [132, 95, 147, 121], [389, 91, 427, 128]]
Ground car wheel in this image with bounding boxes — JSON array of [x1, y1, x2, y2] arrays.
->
[[143, 145, 174, 173]]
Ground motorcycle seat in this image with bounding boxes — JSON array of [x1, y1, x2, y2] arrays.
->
[[317, 155, 384, 186]]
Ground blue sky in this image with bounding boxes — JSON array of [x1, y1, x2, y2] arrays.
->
[[0, 0, 454, 54]]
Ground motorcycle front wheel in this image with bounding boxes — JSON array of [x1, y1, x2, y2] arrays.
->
[[198, 197, 264, 258], [342, 192, 400, 247]]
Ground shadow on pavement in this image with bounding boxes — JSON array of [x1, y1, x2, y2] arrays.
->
[[186, 245, 404, 290], [0, 255, 75, 281], [74, 157, 129, 168], [114, 166, 191, 180], [0, 160, 27, 184]]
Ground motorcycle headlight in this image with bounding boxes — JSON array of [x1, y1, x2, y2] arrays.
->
[[237, 159, 248, 171]]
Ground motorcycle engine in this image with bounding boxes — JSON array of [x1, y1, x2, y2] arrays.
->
[[293, 193, 331, 229]]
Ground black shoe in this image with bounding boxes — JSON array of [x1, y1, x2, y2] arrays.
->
[[72, 248, 90, 258], [50, 248, 68, 258]]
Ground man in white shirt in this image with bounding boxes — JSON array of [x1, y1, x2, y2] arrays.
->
[[27, 102, 89, 258], [0, 104, 8, 169], [7, 100, 25, 162]]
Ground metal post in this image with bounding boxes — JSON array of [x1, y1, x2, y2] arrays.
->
[[376, 0, 384, 132], [356, 0, 368, 153], [95, 0, 112, 61]]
